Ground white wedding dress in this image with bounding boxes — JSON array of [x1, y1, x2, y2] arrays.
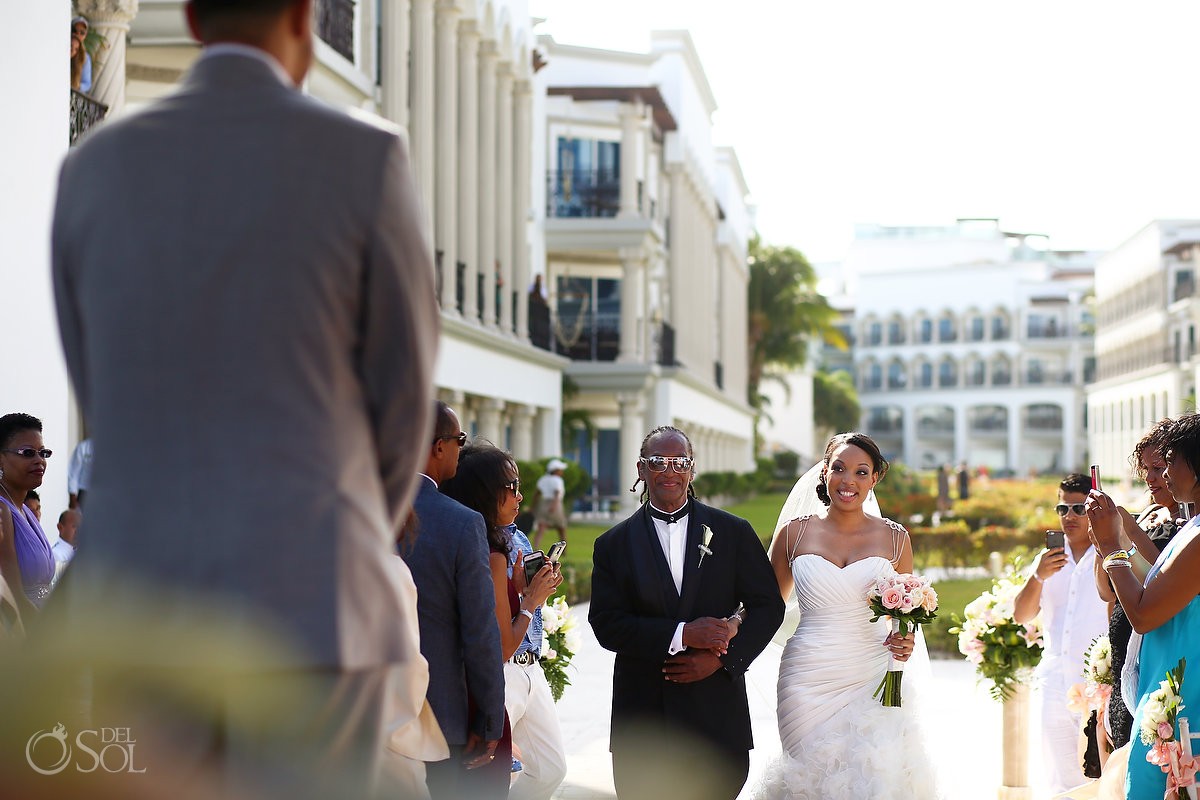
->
[[755, 515, 942, 799]]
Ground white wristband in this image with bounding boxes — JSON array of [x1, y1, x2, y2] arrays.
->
[[519, 609, 534, 621]]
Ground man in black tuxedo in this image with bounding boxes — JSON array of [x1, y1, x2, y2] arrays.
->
[[590, 426, 784, 800]]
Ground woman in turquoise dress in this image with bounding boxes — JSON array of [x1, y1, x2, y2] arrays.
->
[[1087, 412, 1200, 799]]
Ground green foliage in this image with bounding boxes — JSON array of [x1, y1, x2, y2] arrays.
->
[[560, 375, 596, 447], [773, 450, 801, 478], [746, 237, 844, 412], [873, 461, 936, 526], [922, 577, 994, 656], [812, 370, 860, 434]]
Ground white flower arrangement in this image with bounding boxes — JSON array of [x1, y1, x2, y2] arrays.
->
[[538, 595, 577, 702], [951, 571, 1045, 701]]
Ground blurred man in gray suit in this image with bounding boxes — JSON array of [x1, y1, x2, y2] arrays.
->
[[402, 402, 505, 798], [48, 0, 438, 796]]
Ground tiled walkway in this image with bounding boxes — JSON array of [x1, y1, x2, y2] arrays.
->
[[548, 603, 1051, 799]]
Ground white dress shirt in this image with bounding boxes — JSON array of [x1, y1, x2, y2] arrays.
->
[[1036, 541, 1108, 687], [650, 504, 689, 654]]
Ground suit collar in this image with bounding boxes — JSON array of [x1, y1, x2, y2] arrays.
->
[[201, 44, 295, 87], [183, 50, 298, 95]]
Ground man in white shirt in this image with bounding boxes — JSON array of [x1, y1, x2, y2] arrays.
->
[[532, 458, 567, 548], [1014, 473, 1109, 794], [66, 438, 92, 509], [51, 509, 81, 588]]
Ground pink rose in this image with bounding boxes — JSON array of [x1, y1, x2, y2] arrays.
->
[[921, 589, 939, 613], [899, 599, 916, 614], [1160, 721, 1175, 740], [881, 587, 903, 610]]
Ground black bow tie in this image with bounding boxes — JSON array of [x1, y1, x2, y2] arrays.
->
[[649, 503, 689, 525]]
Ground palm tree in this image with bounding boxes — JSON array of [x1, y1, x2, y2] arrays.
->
[[747, 236, 846, 417]]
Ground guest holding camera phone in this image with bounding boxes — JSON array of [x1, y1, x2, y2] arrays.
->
[[1085, 412, 1200, 800], [441, 441, 566, 799], [1013, 473, 1109, 794]]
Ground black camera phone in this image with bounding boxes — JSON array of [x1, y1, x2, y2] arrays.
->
[[547, 540, 567, 564], [523, 550, 546, 585], [1045, 530, 1065, 551]]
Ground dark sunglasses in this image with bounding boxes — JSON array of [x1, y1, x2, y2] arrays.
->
[[640, 456, 694, 473], [435, 432, 468, 447], [2, 448, 52, 460], [503, 479, 521, 494], [1055, 503, 1086, 517]]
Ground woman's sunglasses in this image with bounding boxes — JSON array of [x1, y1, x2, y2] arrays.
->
[[2, 448, 52, 459]]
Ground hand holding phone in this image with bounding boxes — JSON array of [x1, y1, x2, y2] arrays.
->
[[1045, 530, 1065, 551], [1091, 465, 1102, 491], [523, 550, 546, 585]]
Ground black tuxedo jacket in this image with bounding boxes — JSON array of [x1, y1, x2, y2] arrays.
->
[[589, 500, 784, 756]]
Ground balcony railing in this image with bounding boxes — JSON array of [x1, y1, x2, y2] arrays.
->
[[315, 0, 355, 62], [70, 89, 107, 146], [546, 170, 621, 219], [553, 310, 619, 361]]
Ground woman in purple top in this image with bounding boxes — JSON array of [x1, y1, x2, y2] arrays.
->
[[0, 413, 57, 612]]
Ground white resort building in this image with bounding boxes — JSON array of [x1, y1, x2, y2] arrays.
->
[[848, 219, 1095, 475], [534, 31, 756, 510], [1086, 220, 1200, 481]]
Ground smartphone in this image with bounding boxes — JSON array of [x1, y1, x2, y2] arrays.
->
[[1045, 530, 1065, 551], [1091, 465, 1102, 491], [546, 540, 567, 564], [523, 550, 546, 585]]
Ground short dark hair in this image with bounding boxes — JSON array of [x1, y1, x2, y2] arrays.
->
[[433, 400, 457, 440], [817, 432, 888, 506], [0, 413, 42, 450], [1060, 473, 1091, 496], [25, 490, 39, 503], [439, 441, 516, 554], [1162, 413, 1200, 493], [189, 0, 304, 39], [1130, 418, 1173, 479]]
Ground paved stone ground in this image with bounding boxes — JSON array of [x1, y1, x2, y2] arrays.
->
[[546, 602, 1054, 800]]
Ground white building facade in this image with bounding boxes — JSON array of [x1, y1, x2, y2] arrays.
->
[[1087, 220, 1200, 479], [534, 32, 756, 511], [849, 220, 1095, 475]]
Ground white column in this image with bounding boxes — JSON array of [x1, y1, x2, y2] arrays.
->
[[536, 406, 560, 460], [512, 404, 537, 460], [618, 247, 644, 363], [380, 0, 411, 126], [410, 0, 436, 226], [618, 392, 646, 511], [954, 401, 969, 464], [457, 21, 480, 323], [496, 61, 515, 335], [478, 397, 506, 444], [477, 40, 498, 329], [902, 401, 918, 469], [434, 0, 459, 313], [1007, 402, 1022, 472], [77, 0, 138, 115], [618, 102, 641, 217], [513, 79, 533, 342]]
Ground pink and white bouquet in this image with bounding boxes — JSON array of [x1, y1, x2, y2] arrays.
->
[[951, 572, 1044, 701], [867, 572, 938, 707], [1140, 658, 1197, 799], [539, 595, 580, 702], [1068, 635, 1115, 718]]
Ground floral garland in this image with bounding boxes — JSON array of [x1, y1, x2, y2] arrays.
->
[[1141, 658, 1198, 799], [951, 571, 1045, 701], [539, 595, 580, 702]]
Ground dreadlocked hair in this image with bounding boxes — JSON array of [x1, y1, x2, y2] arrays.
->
[[628, 425, 698, 504]]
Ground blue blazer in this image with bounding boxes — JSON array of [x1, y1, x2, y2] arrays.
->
[[402, 477, 505, 745]]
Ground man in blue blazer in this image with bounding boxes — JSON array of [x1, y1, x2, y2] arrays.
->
[[591, 426, 784, 800], [402, 402, 505, 798]]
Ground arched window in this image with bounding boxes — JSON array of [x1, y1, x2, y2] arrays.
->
[[969, 405, 1008, 433], [938, 312, 957, 343], [938, 358, 958, 387], [1025, 403, 1063, 431], [887, 360, 907, 389]]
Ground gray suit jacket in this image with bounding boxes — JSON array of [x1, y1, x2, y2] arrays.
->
[[402, 477, 505, 745], [51, 52, 439, 669]]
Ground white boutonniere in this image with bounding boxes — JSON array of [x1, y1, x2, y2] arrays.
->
[[698, 525, 715, 568]]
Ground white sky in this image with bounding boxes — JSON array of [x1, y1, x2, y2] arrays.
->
[[531, 0, 1200, 262]]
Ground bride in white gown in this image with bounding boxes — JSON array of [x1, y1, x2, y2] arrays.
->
[[755, 432, 942, 799]]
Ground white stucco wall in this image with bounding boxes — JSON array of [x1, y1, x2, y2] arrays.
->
[[5, 3, 73, 531]]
